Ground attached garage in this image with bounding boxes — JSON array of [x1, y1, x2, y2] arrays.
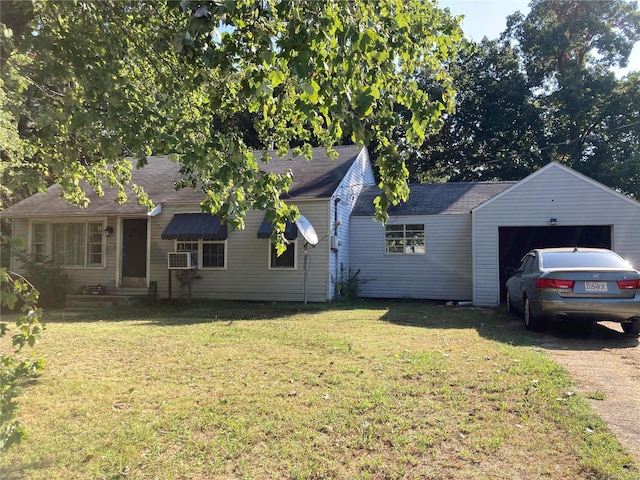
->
[[350, 162, 639, 305], [498, 225, 612, 302], [473, 162, 640, 306]]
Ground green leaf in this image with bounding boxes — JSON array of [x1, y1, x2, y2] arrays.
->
[[395, 13, 409, 30], [268, 69, 285, 88], [301, 80, 320, 104]]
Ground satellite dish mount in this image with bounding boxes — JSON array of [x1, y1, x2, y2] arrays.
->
[[295, 214, 318, 304]]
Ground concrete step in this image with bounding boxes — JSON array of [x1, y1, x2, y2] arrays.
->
[[115, 288, 149, 296], [66, 294, 148, 309]]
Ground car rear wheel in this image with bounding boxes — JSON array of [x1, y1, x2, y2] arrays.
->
[[523, 296, 541, 331], [621, 322, 640, 335]]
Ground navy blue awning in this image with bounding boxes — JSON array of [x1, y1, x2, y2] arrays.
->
[[257, 217, 298, 241], [161, 213, 228, 241]]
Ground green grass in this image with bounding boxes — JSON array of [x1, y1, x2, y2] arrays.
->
[[586, 390, 607, 401], [1, 299, 637, 479]]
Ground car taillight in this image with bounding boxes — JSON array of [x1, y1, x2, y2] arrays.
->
[[536, 278, 574, 289], [617, 279, 640, 290]]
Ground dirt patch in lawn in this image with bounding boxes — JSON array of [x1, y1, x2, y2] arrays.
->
[[535, 321, 640, 465]]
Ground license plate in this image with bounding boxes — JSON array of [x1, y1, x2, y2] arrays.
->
[[585, 281, 608, 292]]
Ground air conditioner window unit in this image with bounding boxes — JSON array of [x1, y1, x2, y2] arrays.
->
[[168, 251, 198, 269]]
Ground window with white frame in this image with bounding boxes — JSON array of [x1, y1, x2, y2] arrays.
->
[[176, 241, 198, 254], [87, 223, 104, 265], [31, 223, 47, 263], [202, 241, 225, 268], [385, 224, 425, 254], [32, 221, 105, 267], [176, 240, 226, 269], [269, 241, 296, 269]]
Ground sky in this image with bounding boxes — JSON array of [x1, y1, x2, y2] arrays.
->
[[439, 0, 640, 76]]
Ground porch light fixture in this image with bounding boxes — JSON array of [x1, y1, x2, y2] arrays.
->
[[103, 226, 114, 237], [548, 218, 558, 226]]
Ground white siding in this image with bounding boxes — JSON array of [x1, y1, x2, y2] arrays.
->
[[328, 147, 376, 298], [350, 214, 473, 300], [473, 163, 640, 306], [150, 201, 332, 302]]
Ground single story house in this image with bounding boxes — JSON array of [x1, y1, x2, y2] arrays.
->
[[350, 161, 640, 306], [2, 145, 375, 302], [3, 149, 640, 306]]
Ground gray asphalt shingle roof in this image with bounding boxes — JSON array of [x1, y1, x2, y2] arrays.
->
[[351, 182, 517, 217], [2, 145, 363, 217]]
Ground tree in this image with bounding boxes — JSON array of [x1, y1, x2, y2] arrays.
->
[[505, 0, 640, 83], [407, 39, 543, 182], [408, 0, 640, 198], [504, 0, 640, 197], [574, 72, 640, 197], [0, 264, 45, 452], [1, 4, 46, 449], [1, 0, 464, 234]]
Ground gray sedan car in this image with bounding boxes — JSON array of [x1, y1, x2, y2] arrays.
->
[[505, 247, 640, 334]]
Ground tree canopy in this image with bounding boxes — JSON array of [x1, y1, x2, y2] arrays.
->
[[408, 0, 640, 199], [3, 0, 638, 224], [407, 38, 542, 183], [1, 0, 464, 239]]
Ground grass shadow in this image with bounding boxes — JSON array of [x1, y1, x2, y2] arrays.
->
[[528, 320, 639, 351], [377, 299, 639, 351], [43, 298, 639, 352], [43, 298, 376, 326]]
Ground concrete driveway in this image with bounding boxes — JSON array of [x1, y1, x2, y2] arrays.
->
[[536, 321, 640, 465]]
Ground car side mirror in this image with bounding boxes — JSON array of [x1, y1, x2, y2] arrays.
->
[[504, 267, 516, 276]]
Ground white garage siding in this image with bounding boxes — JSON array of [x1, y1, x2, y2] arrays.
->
[[351, 214, 473, 300], [149, 201, 332, 302], [472, 163, 640, 306]]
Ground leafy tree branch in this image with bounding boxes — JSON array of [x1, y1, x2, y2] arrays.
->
[[1, 0, 464, 245]]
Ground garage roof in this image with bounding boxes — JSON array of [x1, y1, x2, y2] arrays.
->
[[351, 182, 516, 217]]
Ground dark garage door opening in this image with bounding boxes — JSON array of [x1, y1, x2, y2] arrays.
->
[[498, 225, 612, 302]]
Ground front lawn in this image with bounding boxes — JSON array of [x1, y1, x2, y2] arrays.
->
[[1, 300, 637, 479]]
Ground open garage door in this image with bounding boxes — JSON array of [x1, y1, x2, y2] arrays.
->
[[498, 225, 612, 302]]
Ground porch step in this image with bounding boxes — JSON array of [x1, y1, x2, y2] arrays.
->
[[115, 287, 149, 296], [65, 294, 148, 310]]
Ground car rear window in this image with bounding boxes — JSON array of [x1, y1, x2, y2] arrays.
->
[[541, 251, 631, 269]]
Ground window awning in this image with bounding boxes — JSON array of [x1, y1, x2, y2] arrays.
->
[[257, 217, 298, 241], [161, 213, 228, 241]]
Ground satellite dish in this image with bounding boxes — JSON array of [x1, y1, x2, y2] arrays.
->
[[147, 204, 163, 217], [296, 214, 318, 246]]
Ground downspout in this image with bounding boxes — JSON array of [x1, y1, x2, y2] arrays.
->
[[333, 197, 341, 297]]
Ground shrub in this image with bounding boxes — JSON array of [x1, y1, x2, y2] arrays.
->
[[14, 251, 70, 309], [333, 264, 368, 299]]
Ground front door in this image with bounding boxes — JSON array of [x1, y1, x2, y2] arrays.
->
[[122, 218, 147, 287]]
